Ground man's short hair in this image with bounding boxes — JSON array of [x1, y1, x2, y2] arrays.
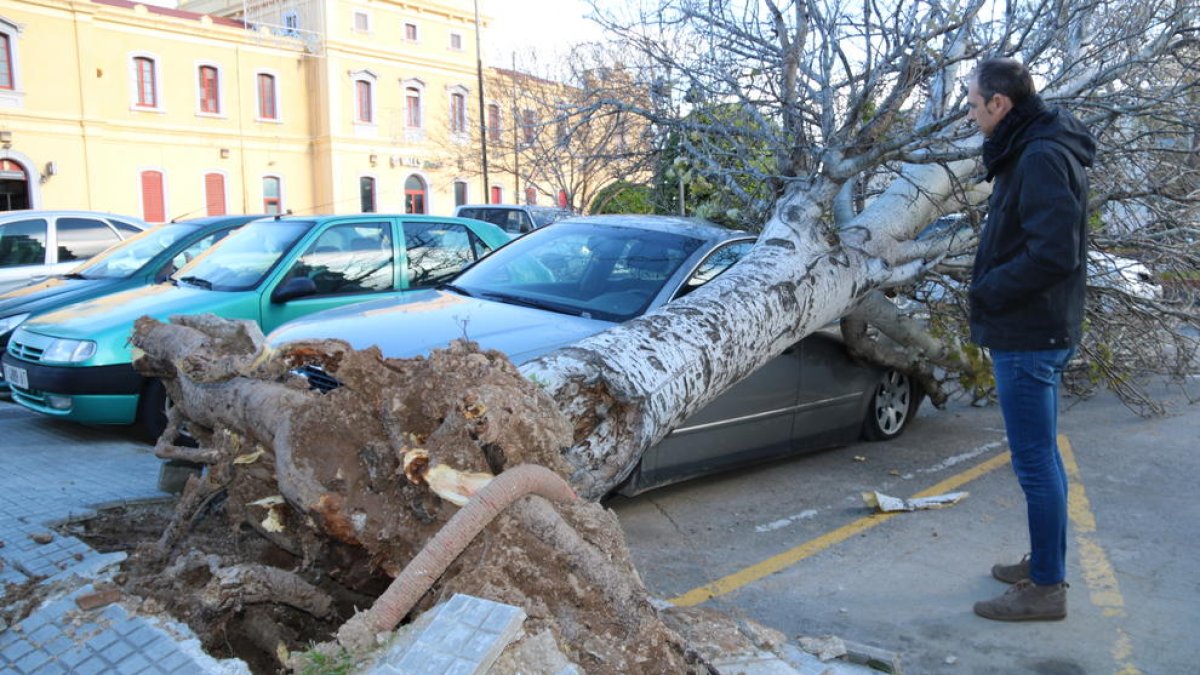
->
[[974, 58, 1035, 105]]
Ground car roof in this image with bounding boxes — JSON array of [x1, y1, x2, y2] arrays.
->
[[552, 214, 752, 244], [170, 214, 268, 226], [261, 213, 485, 224], [0, 210, 149, 225]]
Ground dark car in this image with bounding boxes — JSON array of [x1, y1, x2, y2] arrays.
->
[[267, 215, 922, 495], [0, 215, 260, 393]]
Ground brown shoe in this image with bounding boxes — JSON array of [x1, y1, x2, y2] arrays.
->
[[992, 554, 1031, 584], [974, 579, 1068, 621]]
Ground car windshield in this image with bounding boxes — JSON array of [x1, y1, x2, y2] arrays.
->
[[70, 224, 194, 280], [451, 221, 704, 322], [171, 220, 312, 291], [531, 209, 571, 227]]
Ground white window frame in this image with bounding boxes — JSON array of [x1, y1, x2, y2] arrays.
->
[[452, 179, 469, 207], [403, 21, 420, 43], [359, 173, 379, 212], [262, 174, 285, 214], [402, 78, 425, 142], [282, 11, 301, 36], [449, 31, 463, 51], [0, 18, 25, 109], [447, 84, 470, 142], [128, 51, 165, 113], [255, 69, 282, 123], [349, 69, 377, 130], [352, 10, 371, 33], [194, 61, 225, 118]]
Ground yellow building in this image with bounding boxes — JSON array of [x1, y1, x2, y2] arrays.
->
[[0, 0, 520, 220]]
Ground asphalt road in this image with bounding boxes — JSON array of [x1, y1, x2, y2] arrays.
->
[[611, 378, 1200, 674]]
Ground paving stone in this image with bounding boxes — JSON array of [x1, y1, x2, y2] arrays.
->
[[376, 594, 526, 675], [14, 649, 51, 673]]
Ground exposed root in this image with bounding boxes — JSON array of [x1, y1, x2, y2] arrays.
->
[[201, 563, 334, 618]]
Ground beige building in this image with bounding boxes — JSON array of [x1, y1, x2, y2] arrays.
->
[[0, 0, 530, 220]]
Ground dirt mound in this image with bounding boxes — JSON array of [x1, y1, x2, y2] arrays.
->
[[109, 316, 702, 673]]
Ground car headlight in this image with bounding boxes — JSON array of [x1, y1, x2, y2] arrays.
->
[[41, 338, 98, 364], [0, 313, 30, 337]]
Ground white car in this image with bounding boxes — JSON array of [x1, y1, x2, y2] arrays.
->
[[1087, 250, 1162, 301], [0, 210, 148, 293]]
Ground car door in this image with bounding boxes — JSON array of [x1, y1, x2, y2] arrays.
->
[[259, 218, 399, 332], [53, 216, 125, 272], [638, 240, 804, 486], [790, 331, 875, 448], [0, 217, 49, 293], [400, 220, 488, 289]]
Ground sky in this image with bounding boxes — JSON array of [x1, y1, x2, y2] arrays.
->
[[482, 0, 607, 63]]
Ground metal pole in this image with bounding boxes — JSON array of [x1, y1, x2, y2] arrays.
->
[[512, 52, 519, 204], [473, 0, 490, 203]]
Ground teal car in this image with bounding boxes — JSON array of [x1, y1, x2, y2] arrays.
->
[[0, 215, 260, 393], [1, 214, 510, 438]]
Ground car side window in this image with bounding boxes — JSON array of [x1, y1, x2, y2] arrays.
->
[[674, 240, 754, 299], [109, 220, 145, 236], [57, 218, 122, 262], [284, 222, 394, 296], [0, 219, 48, 267], [164, 230, 233, 278], [403, 222, 476, 288]]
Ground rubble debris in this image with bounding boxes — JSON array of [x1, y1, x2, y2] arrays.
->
[[799, 634, 848, 661], [29, 532, 54, 545], [75, 585, 122, 611], [862, 491, 968, 513]]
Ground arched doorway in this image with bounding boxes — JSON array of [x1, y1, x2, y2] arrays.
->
[[404, 174, 427, 214], [0, 159, 29, 211]]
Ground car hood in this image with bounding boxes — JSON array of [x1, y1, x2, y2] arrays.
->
[[0, 277, 125, 319], [22, 283, 253, 341], [268, 289, 614, 364]]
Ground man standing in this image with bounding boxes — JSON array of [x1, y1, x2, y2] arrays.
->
[[965, 58, 1096, 621]]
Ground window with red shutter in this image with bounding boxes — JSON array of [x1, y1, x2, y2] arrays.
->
[[135, 57, 157, 107], [204, 173, 226, 216], [258, 74, 277, 120], [0, 34, 13, 90], [141, 171, 165, 222], [406, 88, 421, 128], [490, 185, 502, 204], [356, 81, 372, 123], [199, 66, 219, 113]]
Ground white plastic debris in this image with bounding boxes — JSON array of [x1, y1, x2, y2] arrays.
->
[[863, 491, 968, 512]]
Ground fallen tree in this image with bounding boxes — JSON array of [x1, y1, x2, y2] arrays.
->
[[121, 0, 1198, 670]]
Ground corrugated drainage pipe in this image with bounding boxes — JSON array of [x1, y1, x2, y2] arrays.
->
[[336, 464, 578, 650]]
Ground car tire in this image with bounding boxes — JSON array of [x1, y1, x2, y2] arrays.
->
[[137, 378, 169, 443], [861, 369, 922, 441]]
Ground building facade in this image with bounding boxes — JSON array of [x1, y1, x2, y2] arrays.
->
[[0, 0, 520, 220]]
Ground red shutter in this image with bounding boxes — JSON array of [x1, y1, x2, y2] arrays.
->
[[490, 186, 501, 204], [141, 171, 165, 222], [204, 173, 226, 216]]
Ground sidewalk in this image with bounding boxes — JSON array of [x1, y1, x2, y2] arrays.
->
[[0, 402, 248, 674]]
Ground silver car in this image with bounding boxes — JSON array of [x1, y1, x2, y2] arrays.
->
[[268, 216, 922, 495], [0, 210, 148, 293]]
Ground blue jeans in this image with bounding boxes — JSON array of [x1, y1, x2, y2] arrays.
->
[[991, 347, 1074, 585]]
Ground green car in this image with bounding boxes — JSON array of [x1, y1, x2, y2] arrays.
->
[[1, 214, 510, 438]]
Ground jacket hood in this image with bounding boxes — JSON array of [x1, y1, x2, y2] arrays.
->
[[984, 95, 1096, 179]]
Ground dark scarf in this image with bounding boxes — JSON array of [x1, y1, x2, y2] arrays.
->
[[982, 94, 1047, 179]]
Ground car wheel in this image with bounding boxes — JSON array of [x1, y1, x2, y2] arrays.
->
[[861, 369, 921, 441], [137, 378, 170, 443]]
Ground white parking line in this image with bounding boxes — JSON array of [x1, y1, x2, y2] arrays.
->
[[914, 439, 1006, 475], [754, 509, 819, 533]]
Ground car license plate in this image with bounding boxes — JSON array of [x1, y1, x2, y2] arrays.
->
[[3, 363, 28, 389]]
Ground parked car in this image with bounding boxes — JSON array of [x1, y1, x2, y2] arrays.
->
[[0, 214, 261, 394], [454, 204, 574, 235], [267, 215, 922, 496], [1, 214, 511, 438], [0, 210, 149, 294], [1087, 250, 1162, 301]]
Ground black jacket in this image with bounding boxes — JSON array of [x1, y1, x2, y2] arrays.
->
[[969, 96, 1096, 351]]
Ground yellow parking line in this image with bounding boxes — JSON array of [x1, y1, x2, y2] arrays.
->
[[1060, 435, 1142, 675], [669, 450, 1012, 607]]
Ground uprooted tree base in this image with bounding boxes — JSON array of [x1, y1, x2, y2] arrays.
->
[[113, 315, 701, 673]]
